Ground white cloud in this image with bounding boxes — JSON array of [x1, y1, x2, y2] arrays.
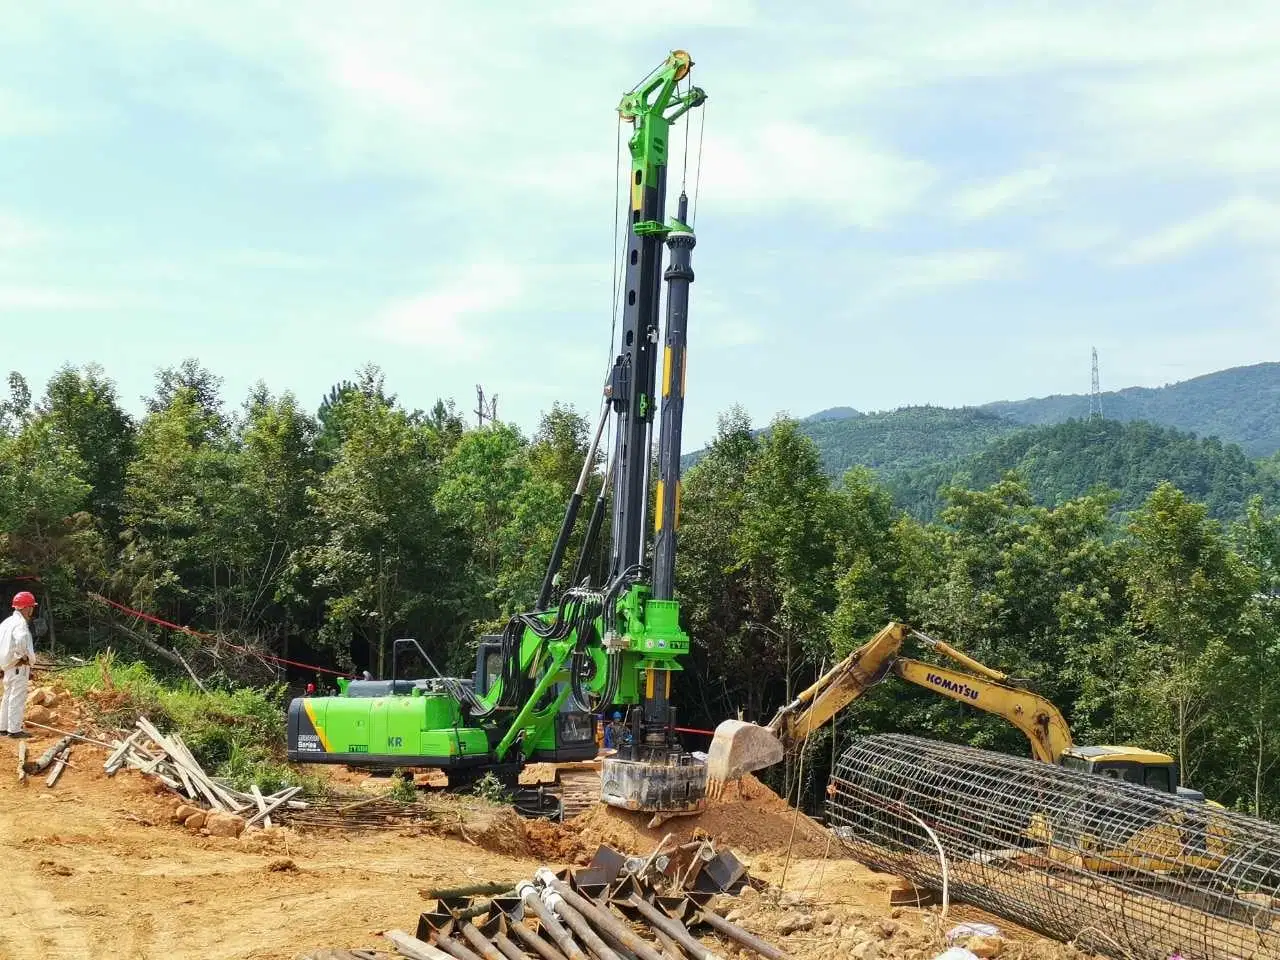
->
[[371, 263, 527, 357], [701, 122, 936, 227], [0, 287, 115, 310], [0, 88, 67, 137], [875, 250, 1023, 297], [547, 0, 760, 30], [950, 165, 1058, 221], [701, 317, 766, 348], [1115, 197, 1280, 265], [0, 215, 48, 251], [223, 249, 326, 270]]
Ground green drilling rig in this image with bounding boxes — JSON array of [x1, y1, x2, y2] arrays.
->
[[288, 50, 709, 820]]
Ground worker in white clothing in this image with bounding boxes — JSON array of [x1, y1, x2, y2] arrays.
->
[[0, 590, 37, 738]]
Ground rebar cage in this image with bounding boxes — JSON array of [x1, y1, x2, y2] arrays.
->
[[826, 733, 1280, 960]]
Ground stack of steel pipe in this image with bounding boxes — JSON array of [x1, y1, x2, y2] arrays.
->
[[382, 844, 789, 960], [827, 733, 1280, 960]]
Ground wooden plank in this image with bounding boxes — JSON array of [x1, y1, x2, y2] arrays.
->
[[136, 718, 233, 812], [17, 740, 26, 783], [45, 747, 71, 787], [144, 721, 248, 814], [172, 757, 199, 800], [169, 731, 249, 812], [32, 734, 78, 773], [245, 786, 301, 827], [250, 784, 272, 829], [103, 730, 143, 773], [385, 930, 457, 960]]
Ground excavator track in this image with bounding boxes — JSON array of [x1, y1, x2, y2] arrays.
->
[[517, 760, 603, 821]]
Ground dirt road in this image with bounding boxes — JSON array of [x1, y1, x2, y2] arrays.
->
[[0, 730, 540, 960], [0, 721, 1094, 960]]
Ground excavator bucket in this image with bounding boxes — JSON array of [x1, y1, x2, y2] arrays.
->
[[703, 719, 786, 800]]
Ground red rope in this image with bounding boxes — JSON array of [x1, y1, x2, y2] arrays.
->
[[87, 592, 349, 677], [86, 593, 727, 733]]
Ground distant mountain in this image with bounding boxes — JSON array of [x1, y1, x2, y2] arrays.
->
[[681, 361, 1280, 521], [800, 406, 1023, 477], [889, 418, 1280, 522], [802, 406, 862, 423], [979, 362, 1280, 458]]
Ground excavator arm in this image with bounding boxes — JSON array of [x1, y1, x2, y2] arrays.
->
[[704, 621, 1078, 798], [890, 658, 1073, 763]]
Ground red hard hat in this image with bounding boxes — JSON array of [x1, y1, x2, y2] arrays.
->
[[12, 591, 37, 609]]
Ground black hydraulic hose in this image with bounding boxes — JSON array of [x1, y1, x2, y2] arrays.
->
[[537, 491, 585, 609], [569, 451, 616, 590], [537, 406, 610, 609]]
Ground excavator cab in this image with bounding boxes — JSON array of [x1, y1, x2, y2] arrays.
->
[[1058, 745, 1186, 797]]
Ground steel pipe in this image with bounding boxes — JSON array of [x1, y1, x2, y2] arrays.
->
[[459, 922, 507, 960], [510, 920, 571, 960], [540, 888, 622, 960], [625, 895, 722, 960], [427, 932, 486, 960], [536, 869, 668, 960], [517, 882, 591, 960], [692, 910, 789, 960]]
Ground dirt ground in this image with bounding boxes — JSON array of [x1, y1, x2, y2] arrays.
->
[[0, 729, 545, 960], [0, 696, 1098, 960]]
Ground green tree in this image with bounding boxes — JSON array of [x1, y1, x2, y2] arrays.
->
[[1228, 497, 1280, 815], [315, 364, 396, 464], [529, 402, 595, 496], [434, 423, 536, 615], [219, 386, 319, 645], [0, 418, 101, 586], [117, 386, 236, 622], [1122, 482, 1255, 788], [1, 372, 32, 430], [39, 363, 135, 534], [291, 389, 468, 675], [675, 406, 764, 724], [828, 467, 908, 645], [144, 359, 226, 438]]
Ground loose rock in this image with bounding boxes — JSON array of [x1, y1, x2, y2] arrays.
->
[[966, 934, 1006, 958], [206, 812, 246, 838], [775, 914, 813, 936], [172, 804, 201, 823], [25, 705, 54, 725]]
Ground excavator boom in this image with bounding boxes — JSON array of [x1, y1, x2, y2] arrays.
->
[[704, 623, 910, 797], [703, 621, 1078, 798]]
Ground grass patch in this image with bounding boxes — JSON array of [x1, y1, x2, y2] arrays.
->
[[470, 771, 513, 805], [60, 651, 327, 797]]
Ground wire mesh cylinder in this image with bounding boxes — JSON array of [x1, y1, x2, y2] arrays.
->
[[826, 733, 1280, 960]]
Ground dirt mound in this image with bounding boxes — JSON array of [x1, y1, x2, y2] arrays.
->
[[528, 773, 834, 863], [436, 799, 532, 856]]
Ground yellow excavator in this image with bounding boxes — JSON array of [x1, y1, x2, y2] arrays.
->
[[704, 621, 1201, 803], [704, 623, 1250, 897]]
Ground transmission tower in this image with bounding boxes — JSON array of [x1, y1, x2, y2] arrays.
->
[[474, 384, 499, 427], [1088, 347, 1103, 421]]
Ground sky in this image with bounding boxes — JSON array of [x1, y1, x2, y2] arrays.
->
[[2, 2, 1278, 449]]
